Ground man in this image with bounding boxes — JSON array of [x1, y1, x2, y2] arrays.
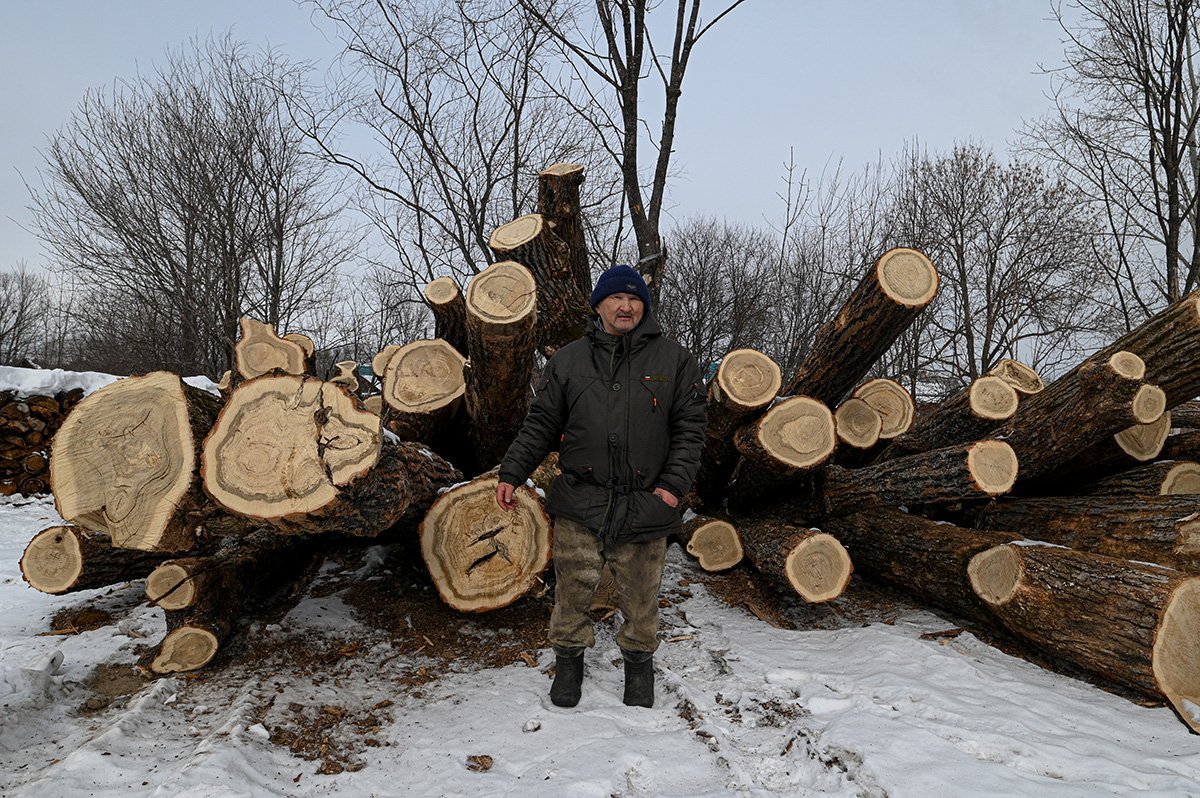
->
[[496, 264, 706, 709]]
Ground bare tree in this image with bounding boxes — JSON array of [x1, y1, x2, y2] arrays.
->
[[0, 265, 48, 366], [1027, 0, 1200, 322]]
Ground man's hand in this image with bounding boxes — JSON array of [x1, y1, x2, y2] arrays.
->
[[653, 487, 679, 508], [496, 481, 518, 510]]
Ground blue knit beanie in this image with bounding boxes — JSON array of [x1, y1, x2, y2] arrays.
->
[[589, 264, 651, 308]]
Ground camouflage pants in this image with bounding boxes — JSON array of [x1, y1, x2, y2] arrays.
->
[[548, 517, 667, 655]]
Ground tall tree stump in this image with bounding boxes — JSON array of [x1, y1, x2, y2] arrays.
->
[[424, 277, 469, 358], [379, 339, 466, 443], [50, 371, 222, 552], [420, 476, 552, 613], [537, 162, 591, 301], [21, 526, 170, 595], [464, 260, 538, 469]]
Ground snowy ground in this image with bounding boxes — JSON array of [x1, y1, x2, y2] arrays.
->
[[2, 495, 1199, 797]]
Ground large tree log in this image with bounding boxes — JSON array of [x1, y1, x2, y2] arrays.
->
[[880, 375, 1018, 461], [852, 378, 915, 440], [973, 494, 1200, 571], [999, 351, 1165, 483], [51, 372, 222, 552], [379, 339, 467, 443], [234, 317, 310, 380], [693, 349, 781, 508], [737, 519, 852, 603], [673, 516, 744, 571], [419, 475, 552, 613], [489, 215, 586, 356], [464, 260, 538, 469], [424, 277, 469, 358], [1162, 429, 1200, 462], [1071, 460, 1200, 496], [1027, 411, 1174, 492], [537, 163, 591, 301], [968, 543, 1200, 731], [1169, 400, 1200, 430], [20, 525, 171, 595], [726, 396, 837, 512], [781, 247, 939, 404], [817, 508, 1022, 623]]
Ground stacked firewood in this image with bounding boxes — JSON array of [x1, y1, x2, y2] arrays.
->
[[0, 388, 84, 497], [15, 161, 1200, 736]]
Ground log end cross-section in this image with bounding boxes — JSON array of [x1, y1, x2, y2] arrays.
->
[[1155, 579, 1200, 732], [853, 378, 915, 439], [715, 349, 782, 412], [1163, 462, 1200, 495], [966, 440, 1019, 495], [235, 317, 309, 380], [1115, 410, 1172, 461], [151, 627, 221, 674], [20, 526, 90, 594], [785, 531, 854, 603], [834, 398, 882, 450], [968, 376, 1019, 421], [680, 518, 743, 571], [420, 477, 552, 613], [381, 339, 466, 441], [987, 359, 1045, 395], [876, 247, 939, 308], [737, 396, 837, 472]]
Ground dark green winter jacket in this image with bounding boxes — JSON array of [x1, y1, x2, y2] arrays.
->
[[498, 312, 706, 544]]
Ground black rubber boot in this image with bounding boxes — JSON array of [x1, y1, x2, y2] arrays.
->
[[550, 650, 584, 707], [622, 649, 654, 708]]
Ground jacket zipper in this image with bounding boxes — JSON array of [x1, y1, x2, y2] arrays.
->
[[598, 340, 621, 540]]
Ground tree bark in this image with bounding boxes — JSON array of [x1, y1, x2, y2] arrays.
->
[[968, 543, 1200, 731], [738, 518, 852, 603], [781, 247, 938, 404], [726, 396, 837, 512], [880, 375, 1017, 461], [537, 163, 591, 301], [424, 278, 469, 358], [1070, 460, 1200, 497], [1027, 411, 1174, 491], [378, 339, 466, 443], [20, 525, 171, 595]]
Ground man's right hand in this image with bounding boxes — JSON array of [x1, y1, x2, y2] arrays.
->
[[496, 481, 518, 510]]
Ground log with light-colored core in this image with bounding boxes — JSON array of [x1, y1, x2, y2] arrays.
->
[[715, 349, 781, 410], [419, 477, 552, 613], [20, 526, 85, 594], [152, 627, 219, 674], [489, 214, 543, 251], [1163, 462, 1200, 494], [50, 372, 214, 551], [371, 345, 401, 378], [680, 519, 743, 571], [1130, 385, 1167, 424], [853, 378, 915, 438], [424, 276, 460, 306], [967, 544, 1024, 605], [1115, 410, 1172, 460], [1108, 349, 1146, 380], [966, 440, 1019, 494], [987, 358, 1045, 395], [968, 376, 1018, 420], [146, 561, 200, 611], [749, 396, 837, 470], [362, 395, 384, 416], [202, 376, 381, 519], [381, 340, 466, 414], [282, 332, 315, 357], [1156, 579, 1200, 732], [466, 260, 537, 326], [785, 532, 853, 603], [877, 248, 939, 306], [234, 317, 309, 379], [834, 398, 882, 449]]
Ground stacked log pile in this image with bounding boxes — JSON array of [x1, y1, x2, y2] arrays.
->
[[0, 388, 84, 496], [14, 161, 1200, 734]]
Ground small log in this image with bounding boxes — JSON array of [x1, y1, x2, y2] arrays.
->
[[419, 475, 552, 613], [379, 339, 466, 443], [973, 494, 1200, 570], [20, 526, 170, 595], [1071, 461, 1200, 496], [693, 349, 781, 507], [833, 398, 882, 450], [726, 396, 836, 512], [489, 214, 587, 356], [986, 359, 1045, 395], [781, 247, 939, 404], [50, 371, 222, 552], [880, 375, 1017, 461], [852, 378, 915, 439], [968, 543, 1200, 731], [464, 260, 538, 469], [1031, 411, 1173, 491], [424, 277, 470, 358], [537, 162, 591, 302], [234, 317, 309, 380], [673, 516, 743, 571], [738, 518, 852, 602], [362, 395, 384, 416]]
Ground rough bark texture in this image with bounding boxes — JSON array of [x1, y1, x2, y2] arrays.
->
[[537, 163, 591, 302], [973, 495, 1200, 571], [51, 372, 222, 552], [726, 397, 836, 512], [781, 247, 938, 404], [880, 376, 1017, 461], [379, 339, 467, 443], [20, 525, 171, 594], [1070, 461, 1200, 497], [424, 278, 469, 358], [1028, 412, 1174, 492], [419, 476, 552, 613], [738, 518, 852, 602], [1162, 430, 1200, 462], [968, 543, 1200, 730], [464, 260, 538, 470]]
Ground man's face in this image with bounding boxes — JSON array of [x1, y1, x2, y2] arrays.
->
[[596, 292, 645, 335]]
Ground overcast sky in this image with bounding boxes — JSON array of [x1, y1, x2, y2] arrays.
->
[[0, 1, 1072, 273]]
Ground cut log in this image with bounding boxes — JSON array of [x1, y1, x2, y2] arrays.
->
[[329, 360, 359, 393], [464, 260, 538, 469], [489, 214, 587, 356], [999, 351, 1165, 483], [693, 349, 781, 507], [419, 476, 552, 613], [673, 516, 744, 571], [371, 345, 402, 380], [726, 396, 837, 512], [738, 518, 852, 602], [537, 162, 591, 302], [362, 395, 384, 416], [1162, 429, 1200, 462], [20, 525, 170, 594], [781, 247, 939, 404], [987, 359, 1045, 395], [1071, 461, 1200, 496], [833, 398, 882, 450], [968, 543, 1200, 731], [880, 375, 1017, 461], [379, 339, 466, 442], [50, 372, 222, 552], [815, 440, 1018, 520], [973, 494, 1200, 571], [817, 507, 1022, 623], [234, 317, 309, 380], [424, 277, 469, 358], [1030, 411, 1174, 491], [1169, 400, 1200, 430], [852, 378, 915, 439]]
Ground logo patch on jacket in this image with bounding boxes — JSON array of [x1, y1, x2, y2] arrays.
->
[[642, 374, 671, 382]]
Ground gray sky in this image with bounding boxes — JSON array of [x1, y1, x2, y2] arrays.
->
[[0, 1, 1070, 272]]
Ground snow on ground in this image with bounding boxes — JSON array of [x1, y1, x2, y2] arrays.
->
[[1, 494, 1199, 797], [0, 366, 219, 398]]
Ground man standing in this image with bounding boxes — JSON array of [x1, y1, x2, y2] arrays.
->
[[496, 264, 706, 709]]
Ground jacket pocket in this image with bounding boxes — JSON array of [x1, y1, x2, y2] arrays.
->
[[546, 472, 608, 529], [628, 490, 680, 535]]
